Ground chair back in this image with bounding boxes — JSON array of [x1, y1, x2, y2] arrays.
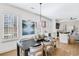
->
[[28, 43, 43, 56]]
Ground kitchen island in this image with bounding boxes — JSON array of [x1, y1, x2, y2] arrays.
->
[[59, 32, 70, 44]]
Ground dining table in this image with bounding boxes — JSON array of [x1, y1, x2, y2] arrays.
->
[[17, 39, 36, 56], [17, 38, 53, 56]]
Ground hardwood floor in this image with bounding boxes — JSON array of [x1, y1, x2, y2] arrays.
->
[[54, 43, 79, 56], [54, 39, 79, 56], [0, 40, 79, 56], [0, 50, 17, 56]]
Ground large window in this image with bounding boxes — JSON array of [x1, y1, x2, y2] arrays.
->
[[3, 14, 17, 42]]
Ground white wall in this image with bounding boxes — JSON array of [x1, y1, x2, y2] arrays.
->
[[50, 19, 57, 37], [0, 4, 52, 53]]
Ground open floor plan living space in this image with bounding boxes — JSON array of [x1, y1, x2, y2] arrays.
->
[[0, 3, 79, 56]]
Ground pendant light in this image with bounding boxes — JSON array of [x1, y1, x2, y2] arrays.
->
[[40, 3, 42, 33]]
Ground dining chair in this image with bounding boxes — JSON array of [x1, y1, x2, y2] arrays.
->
[[43, 41, 54, 56], [28, 44, 43, 56]]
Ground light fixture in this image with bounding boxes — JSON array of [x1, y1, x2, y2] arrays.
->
[[30, 5, 35, 9], [40, 3, 42, 33], [70, 17, 77, 20]]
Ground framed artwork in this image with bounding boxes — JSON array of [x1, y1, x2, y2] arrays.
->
[[22, 20, 35, 35]]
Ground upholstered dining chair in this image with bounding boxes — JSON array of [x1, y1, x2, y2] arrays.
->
[[43, 40, 54, 56], [28, 43, 43, 56]]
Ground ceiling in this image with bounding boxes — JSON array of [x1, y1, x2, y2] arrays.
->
[[9, 3, 79, 21]]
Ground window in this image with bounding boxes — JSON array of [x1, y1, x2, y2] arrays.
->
[[3, 14, 17, 42]]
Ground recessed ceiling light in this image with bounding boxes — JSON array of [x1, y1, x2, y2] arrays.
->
[[31, 7, 35, 9]]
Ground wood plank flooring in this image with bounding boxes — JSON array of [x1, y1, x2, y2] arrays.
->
[[0, 39, 79, 56], [0, 50, 17, 56]]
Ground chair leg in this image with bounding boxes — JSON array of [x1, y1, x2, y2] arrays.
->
[[44, 46, 47, 56]]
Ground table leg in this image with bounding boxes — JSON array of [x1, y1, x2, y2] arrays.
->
[[17, 43, 20, 56]]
